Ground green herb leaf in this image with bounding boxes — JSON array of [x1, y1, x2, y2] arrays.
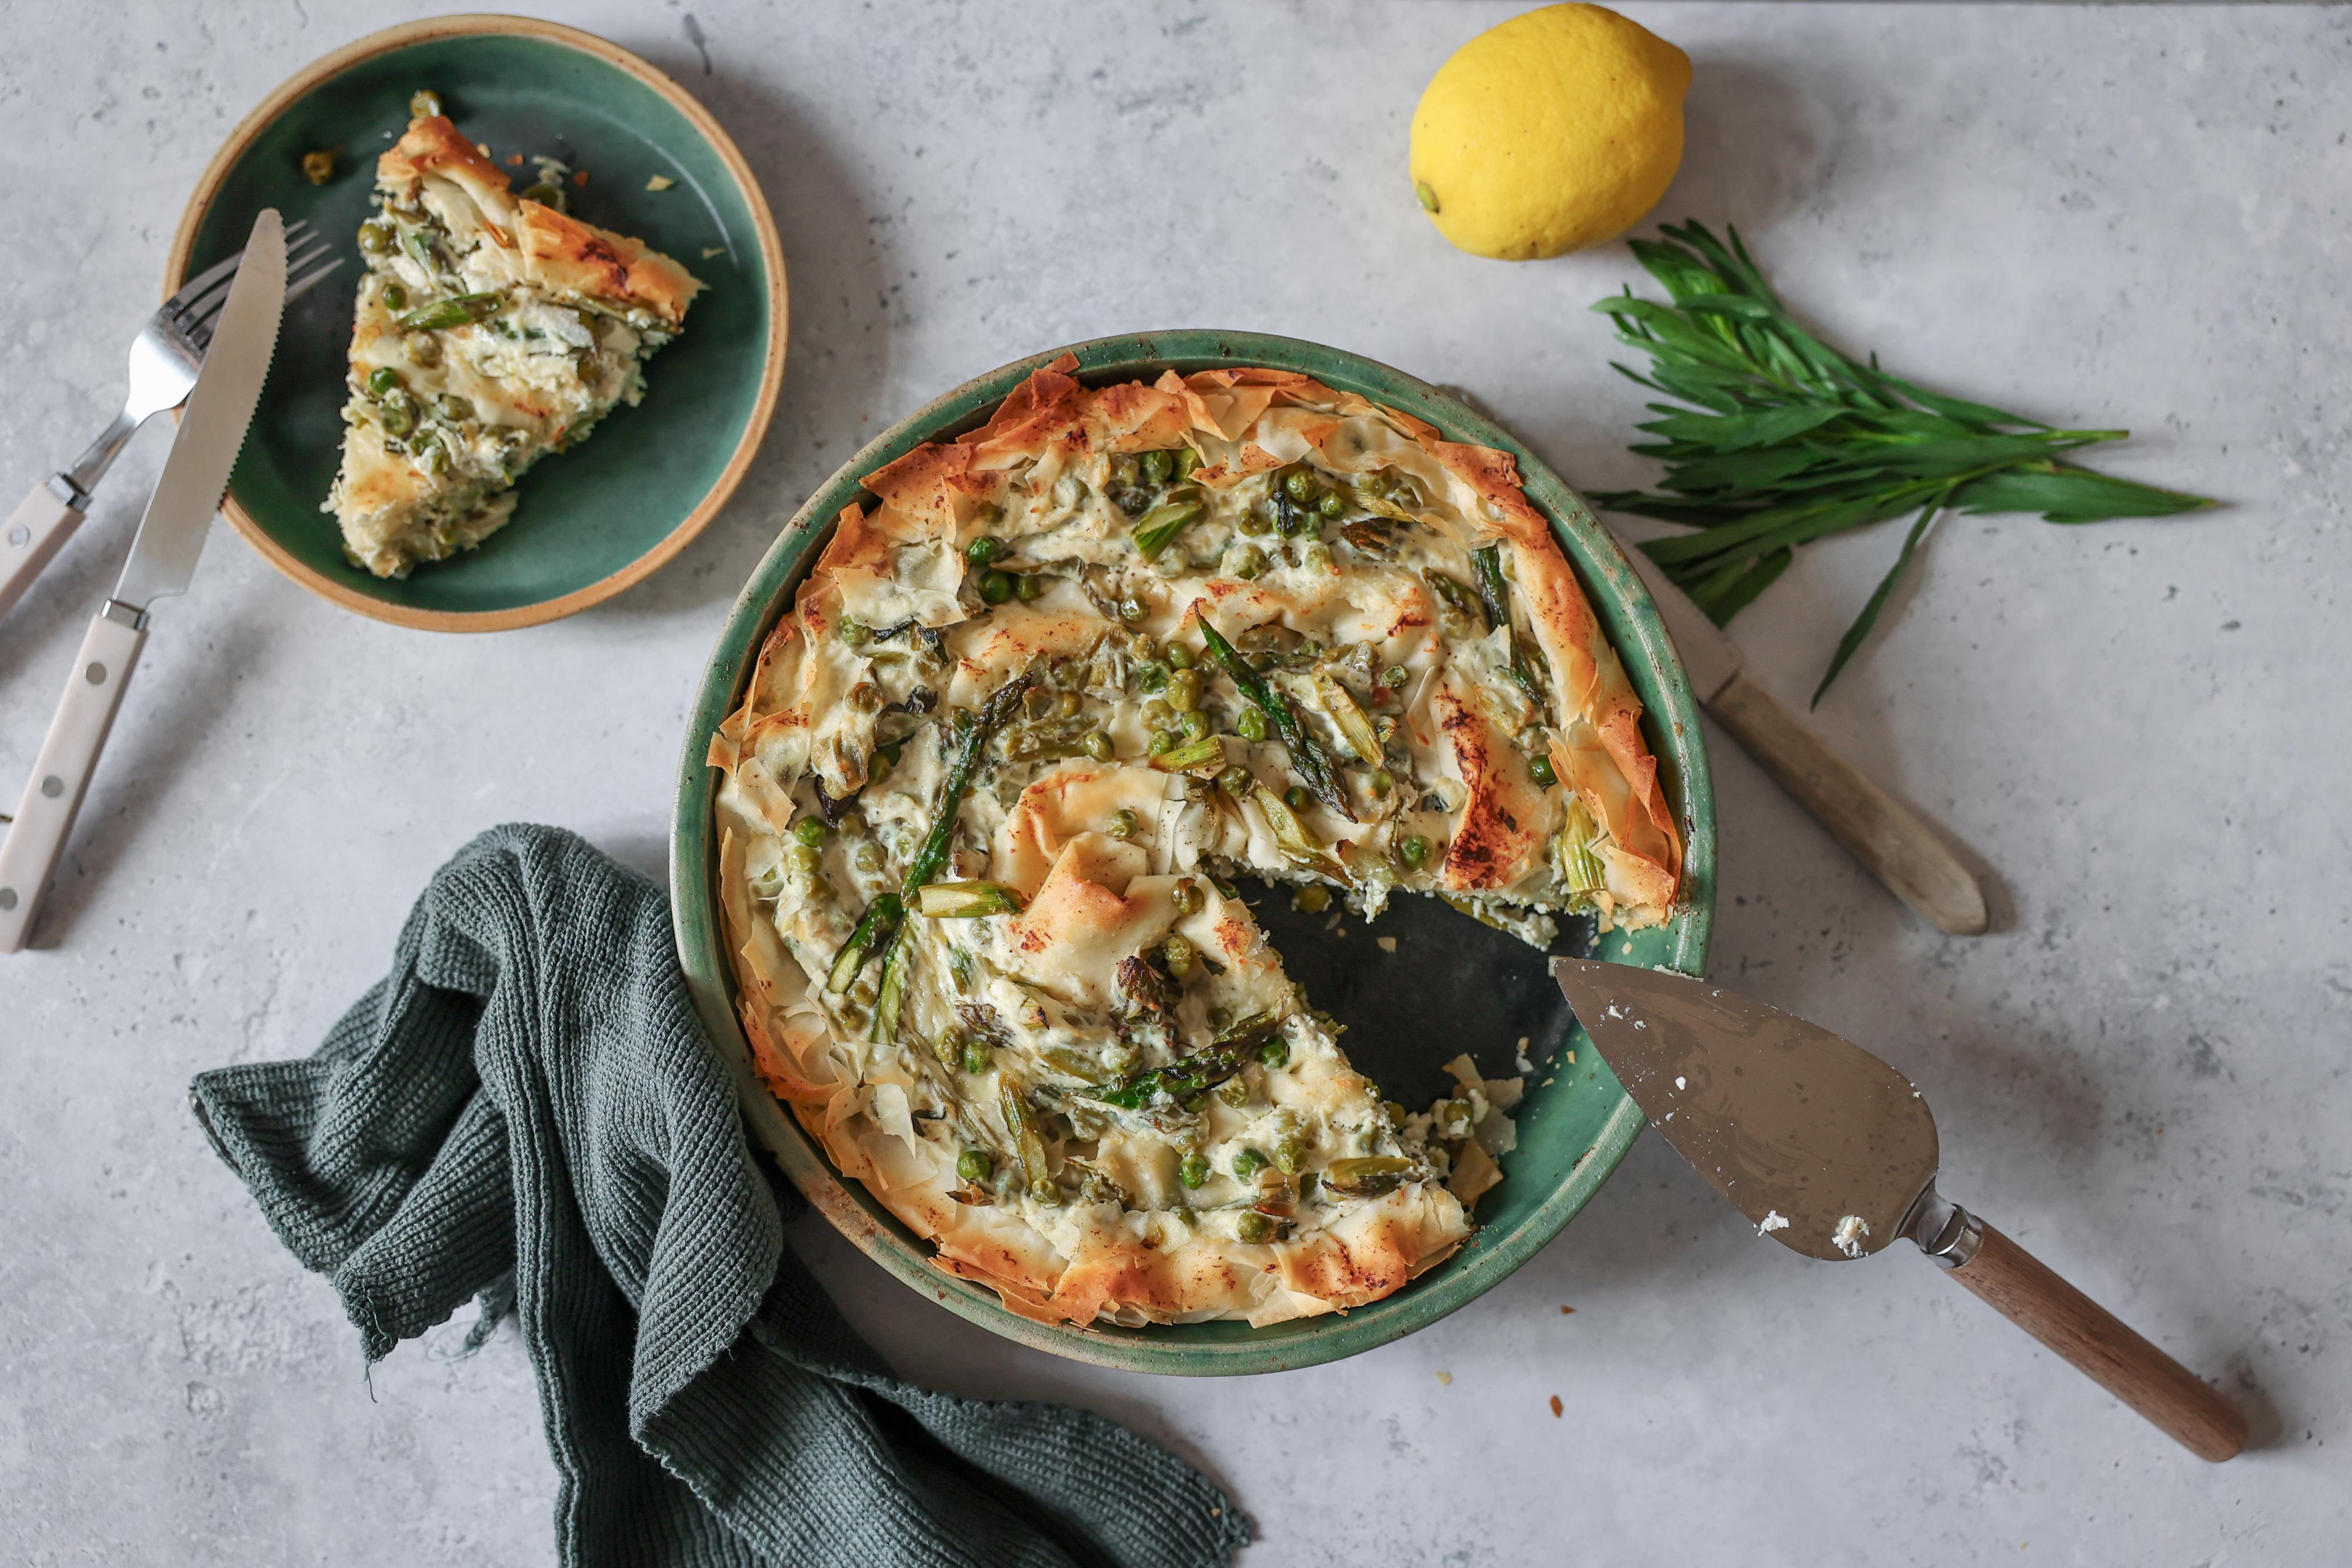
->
[[1591, 220, 2218, 683]]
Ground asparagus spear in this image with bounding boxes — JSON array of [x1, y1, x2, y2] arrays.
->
[[1085, 1013, 1283, 1111], [829, 672, 1036, 1027], [1193, 613, 1356, 822]]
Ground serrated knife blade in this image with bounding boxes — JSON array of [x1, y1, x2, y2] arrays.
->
[[114, 210, 285, 609]]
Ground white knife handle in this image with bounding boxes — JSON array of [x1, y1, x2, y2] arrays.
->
[[0, 605, 146, 953], [0, 479, 88, 622], [1707, 668, 1989, 935]]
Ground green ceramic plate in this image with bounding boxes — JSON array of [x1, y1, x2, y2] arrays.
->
[[671, 332, 1715, 1374], [166, 17, 786, 631]]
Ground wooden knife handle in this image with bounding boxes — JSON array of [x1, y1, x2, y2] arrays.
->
[[0, 479, 86, 622], [1941, 1219, 2246, 1462], [1706, 668, 1988, 935]]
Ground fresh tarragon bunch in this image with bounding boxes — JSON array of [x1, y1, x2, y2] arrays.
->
[[1589, 221, 2214, 704]]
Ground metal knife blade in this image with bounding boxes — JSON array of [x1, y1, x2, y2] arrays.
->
[[1550, 957, 1937, 1262], [1607, 526, 1742, 703], [113, 210, 286, 612]]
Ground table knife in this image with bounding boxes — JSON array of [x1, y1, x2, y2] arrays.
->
[[0, 210, 285, 953], [1609, 531, 1989, 935], [1552, 957, 2247, 1461]]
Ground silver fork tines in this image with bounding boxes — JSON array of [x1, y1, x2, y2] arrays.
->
[[58, 220, 343, 500]]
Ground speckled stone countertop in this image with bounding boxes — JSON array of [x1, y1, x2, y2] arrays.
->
[[3, 3, 2346, 1562]]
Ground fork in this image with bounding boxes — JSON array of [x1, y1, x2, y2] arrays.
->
[[0, 221, 342, 621]]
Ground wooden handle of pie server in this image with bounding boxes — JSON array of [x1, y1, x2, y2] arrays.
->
[[1944, 1220, 2246, 1462]]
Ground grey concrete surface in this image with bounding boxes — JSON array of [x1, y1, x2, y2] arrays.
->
[[3, 2, 2347, 1563]]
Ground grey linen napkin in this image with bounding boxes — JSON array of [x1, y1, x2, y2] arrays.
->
[[189, 823, 1251, 1568]]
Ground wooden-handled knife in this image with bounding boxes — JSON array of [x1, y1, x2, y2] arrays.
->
[[1609, 531, 1989, 935], [1553, 958, 2247, 1461]]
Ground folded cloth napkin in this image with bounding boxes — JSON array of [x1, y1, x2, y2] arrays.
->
[[191, 823, 1250, 1568]]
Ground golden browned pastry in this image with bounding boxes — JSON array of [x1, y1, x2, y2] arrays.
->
[[710, 356, 1681, 1326], [323, 109, 702, 577]]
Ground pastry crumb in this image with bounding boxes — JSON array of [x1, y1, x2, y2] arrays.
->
[[1559, 1305, 1574, 1315], [701, 246, 726, 259], [1434, 1370, 1452, 1387], [1376, 936, 1397, 953], [646, 173, 676, 191], [1548, 1395, 1563, 1418]]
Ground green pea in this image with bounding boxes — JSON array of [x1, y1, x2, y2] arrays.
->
[[380, 282, 408, 312], [958, 1149, 993, 1183], [1216, 765, 1253, 796], [1282, 469, 1316, 504], [366, 366, 403, 396], [1118, 595, 1147, 624], [436, 392, 475, 423], [962, 1036, 991, 1075], [1272, 1132, 1304, 1173], [793, 816, 828, 848], [358, 222, 392, 255], [520, 181, 564, 208], [933, 1029, 966, 1069], [783, 842, 820, 875], [1294, 885, 1331, 915], [1171, 878, 1206, 917], [1529, 752, 1558, 789], [410, 89, 443, 119], [1237, 508, 1272, 537], [1107, 808, 1139, 840], [1161, 935, 1195, 980], [1399, 834, 1433, 870], [1232, 1147, 1267, 1182], [1178, 1153, 1209, 1190], [1147, 730, 1179, 756], [1260, 1037, 1291, 1071], [1167, 669, 1201, 712], [1235, 706, 1267, 744], [1370, 769, 1394, 797], [1139, 449, 1175, 486], [1228, 543, 1268, 581], [1083, 731, 1115, 763], [1383, 664, 1411, 690], [965, 534, 1002, 566], [378, 398, 415, 438], [1317, 490, 1346, 518], [1207, 1006, 1233, 1032], [1112, 455, 1142, 489], [839, 618, 870, 648], [1143, 698, 1174, 726], [979, 570, 1014, 605], [1284, 785, 1311, 813], [1166, 642, 1195, 670], [1178, 710, 1210, 742], [422, 445, 451, 477], [1236, 1211, 1275, 1245], [1013, 573, 1043, 602], [403, 333, 442, 369], [1175, 448, 1202, 478]]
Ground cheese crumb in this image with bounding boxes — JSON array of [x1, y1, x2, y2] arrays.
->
[[701, 247, 726, 259], [1434, 1370, 1452, 1387], [646, 173, 676, 191], [1757, 1210, 1790, 1235], [1831, 1215, 1870, 1258], [1674, 1075, 1686, 1090]]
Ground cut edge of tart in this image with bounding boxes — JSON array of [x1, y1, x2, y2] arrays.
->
[[710, 356, 1683, 1327], [323, 109, 703, 579]]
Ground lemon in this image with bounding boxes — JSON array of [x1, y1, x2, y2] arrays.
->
[[1410, 4, 1691, 261]]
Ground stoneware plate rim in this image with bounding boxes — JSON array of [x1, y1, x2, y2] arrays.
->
[[671, 330, 1715, 1375], [164, 12, 788, 633]]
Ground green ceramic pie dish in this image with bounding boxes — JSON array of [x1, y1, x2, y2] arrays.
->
[[670, 331, 1714, 1374], [166, 16, 787, 631]]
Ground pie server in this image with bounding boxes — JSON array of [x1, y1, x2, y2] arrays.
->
[[1550, 958, 2247, 1461]]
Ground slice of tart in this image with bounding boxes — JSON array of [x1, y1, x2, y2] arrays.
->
[[323, 106, 703, 578], [709, 357, 1683, 1327]]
